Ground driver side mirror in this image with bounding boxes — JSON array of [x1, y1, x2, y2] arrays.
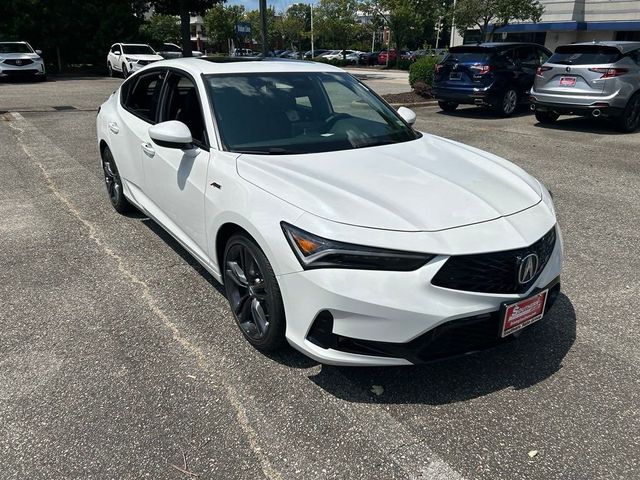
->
[[397, 106, 416, 125], [149, 121, 194, 150]]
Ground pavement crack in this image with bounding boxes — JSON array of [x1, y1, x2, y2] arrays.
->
[[6, 112, 281, 480]]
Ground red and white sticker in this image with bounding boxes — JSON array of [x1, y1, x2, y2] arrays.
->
[[501, 290, 548, 337]]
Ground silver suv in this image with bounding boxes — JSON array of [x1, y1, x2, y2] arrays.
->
[[530, 41, 640, 132]]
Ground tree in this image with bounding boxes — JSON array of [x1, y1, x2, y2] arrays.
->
[[140, 13, 181, 47], [203, 4, 246, 52], [151, 0, 221, 56], [246, 7, 278, 50], [451, 0, 544, 41], [281, 3, 311, 50], [314, 0, 362, 53]]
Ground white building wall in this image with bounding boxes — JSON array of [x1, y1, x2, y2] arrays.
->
[[583, 0, 640, 21]]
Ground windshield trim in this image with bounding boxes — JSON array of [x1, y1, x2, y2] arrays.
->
[[202, 71, 420, 155]]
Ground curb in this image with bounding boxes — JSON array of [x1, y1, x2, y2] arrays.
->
[[387, 100, 436, 107]]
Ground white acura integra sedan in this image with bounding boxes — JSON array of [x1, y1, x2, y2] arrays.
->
[[96, 58, 563, 366]]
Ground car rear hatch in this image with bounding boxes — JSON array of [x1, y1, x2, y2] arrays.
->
[[435, 46, 496, 88], [535, 44, 624, 98]]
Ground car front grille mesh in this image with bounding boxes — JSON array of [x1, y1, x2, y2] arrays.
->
[[3, 59, 34, 66], [431, 226, 557, 294]]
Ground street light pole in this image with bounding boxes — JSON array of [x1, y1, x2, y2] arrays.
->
[[449, 0, 457, 47], [259, 0, 268, 56], [310, 3, 314, 58]]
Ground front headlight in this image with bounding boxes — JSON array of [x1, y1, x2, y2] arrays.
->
[[281, 222, 435, 271]]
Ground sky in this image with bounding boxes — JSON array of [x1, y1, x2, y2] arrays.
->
[[227, 0, 311, 13]]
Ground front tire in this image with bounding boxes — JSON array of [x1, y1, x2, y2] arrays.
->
[[107, 62, 114, 77], [535, 110, 559, 124], [496, 88, 518, 117], [223, 234, 287, 352], [438, 101, 459, 112], [614, 93, 640, 133], [101, 146, 133, 214], [122, 64, 129, 79]]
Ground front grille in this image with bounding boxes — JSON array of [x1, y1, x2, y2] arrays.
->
[[3, 59, 34, 66], [432, 226, 557, 294]]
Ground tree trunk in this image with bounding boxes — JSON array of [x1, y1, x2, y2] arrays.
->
[[180, 1, 192, 57]]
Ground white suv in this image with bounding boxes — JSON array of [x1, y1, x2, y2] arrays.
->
[[106, 43, 163, 78], [0, 41, 46, 81]]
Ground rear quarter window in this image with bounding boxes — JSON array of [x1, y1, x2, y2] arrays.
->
[[548, 46, 623, 65]]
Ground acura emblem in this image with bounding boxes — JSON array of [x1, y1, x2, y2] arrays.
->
[[517, 253, 539, 284], [16, 59, 22, 65]]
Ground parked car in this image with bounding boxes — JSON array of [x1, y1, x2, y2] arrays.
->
[[360, 51, 382, 66], [304, 49, 329, 59], [377, 49, 396, 65], [157, 43, 183, 59], [0, 41, 46, 81], [231, 48, 256, 57], [432, 42, 552, 117], [530, 41, 640, 132], [96, 57, 563, 366], [107, 43, 163, 78]]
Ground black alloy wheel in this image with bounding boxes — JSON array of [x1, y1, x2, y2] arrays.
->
[[496, 88, 518, 117], [223, 234, 286, 351], [107, 62, 113, 77], [122, 64, 129, 78], [615, 93, 640, 133], [101, 147, 133, 214]]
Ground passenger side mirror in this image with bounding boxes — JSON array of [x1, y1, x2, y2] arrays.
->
[[149, 121, 194, 150], [397, 106, 416, 125], [35, 49, 42, 55]]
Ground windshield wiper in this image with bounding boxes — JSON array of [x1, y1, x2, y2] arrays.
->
[[233, 147, 307, 155]]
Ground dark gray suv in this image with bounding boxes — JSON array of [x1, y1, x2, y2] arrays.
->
[[530, 41, 640, 132]]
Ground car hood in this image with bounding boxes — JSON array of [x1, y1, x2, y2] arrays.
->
[[0, 52, 41, 61], [124, 54, 163, 61], [236, 134, 542, 232]]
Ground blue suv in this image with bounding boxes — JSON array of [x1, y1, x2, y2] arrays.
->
[[432, 42, 552, 116]]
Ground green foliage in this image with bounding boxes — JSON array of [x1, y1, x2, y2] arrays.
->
[[0, 0, 147, 72], [314, 0, 364, 50], [408, 55, 438, 88], [203, 4, 246, 52], [451, 0, 544, 40], [140, 13, 180, 46]]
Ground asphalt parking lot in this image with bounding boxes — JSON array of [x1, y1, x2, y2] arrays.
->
[[1, 76, 639, 479]]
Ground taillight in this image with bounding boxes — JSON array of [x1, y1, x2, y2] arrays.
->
[[473, 65, 493, 75], [588, 67, 628, 78], [536, 66, 552, 76], [435, 64, 443, 73]]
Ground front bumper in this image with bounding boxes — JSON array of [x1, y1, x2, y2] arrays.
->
[[0, 63, 46, 78], [278, 220, 564, 366]]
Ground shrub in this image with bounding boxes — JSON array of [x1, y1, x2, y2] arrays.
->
[[413, 80, 431, 98], [409, 55, 439, 89]]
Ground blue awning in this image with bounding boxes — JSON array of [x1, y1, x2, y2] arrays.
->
[[493, 22, 582, 33], [493, 20, 640, 33], [585, 21, 640, 31]]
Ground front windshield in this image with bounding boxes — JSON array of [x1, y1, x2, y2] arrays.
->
[[205, 72, 419, 154], [162, 44, 181, 52], [0, 43, 33, 54], [123, 45, 155, 55]]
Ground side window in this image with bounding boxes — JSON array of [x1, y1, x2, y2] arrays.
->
[[111, 45, 121, 54], [519, 47, 538, 66], [537, 48, 550, 65], [160, 71, 207, 145], [123, 70, 164, 123], [497, 48, 516, 66]]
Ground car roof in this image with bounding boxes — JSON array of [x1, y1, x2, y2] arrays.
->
[[566, 41, 640, 53], [456, 42, 542, 49], [142, 57, 344, 76]]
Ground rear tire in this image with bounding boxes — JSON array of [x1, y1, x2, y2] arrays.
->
[[535, 110, 559, 124], [101, 146, 134, 214], [223, 234, 287, 352], [495, 88, 518, 117], [614, 93, 640, 133], [438, 101, 459, 112]]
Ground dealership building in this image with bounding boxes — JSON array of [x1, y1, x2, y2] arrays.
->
[[452, 0, 640, 50]]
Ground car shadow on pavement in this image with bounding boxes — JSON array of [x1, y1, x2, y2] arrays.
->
[[533, 117, 624, 135], [309, 293, 576, 405], [437, 105, 532, 120]]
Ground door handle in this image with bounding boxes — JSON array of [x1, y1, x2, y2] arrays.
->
[[108, 122, 119, 134], [141, 142, 155, 158]]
